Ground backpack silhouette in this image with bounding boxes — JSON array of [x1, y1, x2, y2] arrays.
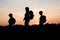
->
[[29, 11, 34, 20], [40, 15, 46, 23], [8, 13, 16, 25]]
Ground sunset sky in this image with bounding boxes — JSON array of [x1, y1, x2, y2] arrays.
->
[[0, 0, 60, 26]]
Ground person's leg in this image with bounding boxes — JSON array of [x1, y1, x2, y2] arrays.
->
[[25, 20, 30, 32], [25, 20, 28, 26]]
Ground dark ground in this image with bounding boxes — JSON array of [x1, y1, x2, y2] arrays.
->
[[0, 24, 60, 32]]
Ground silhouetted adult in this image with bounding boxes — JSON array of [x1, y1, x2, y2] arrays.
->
[[24, 7, 30, 26], [8, 13, 16, 26], [39, 11, 46, 26], [24, 7, 34, 27]]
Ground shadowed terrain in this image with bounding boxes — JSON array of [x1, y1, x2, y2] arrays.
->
[[0, 24, 60, 32]]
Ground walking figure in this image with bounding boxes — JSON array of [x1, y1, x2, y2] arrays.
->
[[24, 7, 34, 26], [8, 13, 16, 26], [24, 7, 30, 26], [39, 11, 46, 26]]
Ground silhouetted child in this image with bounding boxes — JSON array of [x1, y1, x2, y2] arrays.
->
[[8, 13, 16, 26], [39, 11, 46, 26]]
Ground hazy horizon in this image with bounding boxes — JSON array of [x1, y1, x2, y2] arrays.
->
[[0, 0, 60, 26]]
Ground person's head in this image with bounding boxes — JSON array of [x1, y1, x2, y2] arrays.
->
[[25, 7, 29, 12], [9, 13, 13, 18], [39, 11, 43, 15]]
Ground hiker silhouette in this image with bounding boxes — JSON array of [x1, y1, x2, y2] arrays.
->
[[8, 13, 16, 26], [24, 7, 34, 26], [39, 11, 46, 26]]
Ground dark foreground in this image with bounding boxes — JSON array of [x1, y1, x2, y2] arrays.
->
[[0, 24, 60, 32]]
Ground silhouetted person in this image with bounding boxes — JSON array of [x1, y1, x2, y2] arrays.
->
[[24, 7, 30, 26], [39, 11, 46, 26], [24, 7, 34, 27], [23, 7, 30, 27], [8, 13, 16, 26]]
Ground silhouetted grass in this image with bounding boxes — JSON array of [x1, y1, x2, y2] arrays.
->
[[0, 24, 60, 32]]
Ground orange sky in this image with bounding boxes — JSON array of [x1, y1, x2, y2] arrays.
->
[[0, 0, 60, 26]]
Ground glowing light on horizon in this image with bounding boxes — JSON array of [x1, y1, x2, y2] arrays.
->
[[0, 0, 60, 25]]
